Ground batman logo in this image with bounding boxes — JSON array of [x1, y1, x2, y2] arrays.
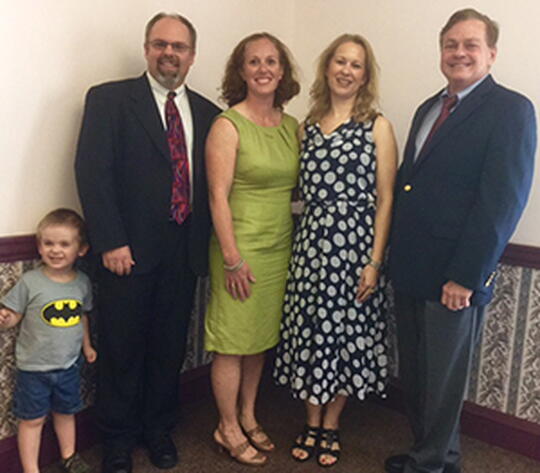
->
[[41, 299, 82, 327]]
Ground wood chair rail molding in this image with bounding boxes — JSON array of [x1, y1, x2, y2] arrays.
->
[[1, 236, 539, 268]]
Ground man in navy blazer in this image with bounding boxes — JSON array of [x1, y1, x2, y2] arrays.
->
[[387, 8, 536, 473], [75, 13, 219, 473]]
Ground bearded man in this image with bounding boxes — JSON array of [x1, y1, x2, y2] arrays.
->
[[75, 12, 219, 473]]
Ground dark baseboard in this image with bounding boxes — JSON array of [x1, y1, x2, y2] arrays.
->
[[461, 400, 540, 461], [0, 408, 99, 473], [0, 365, 211, 473], [178, 364, 212, 404], [382, 382, 540, 462]]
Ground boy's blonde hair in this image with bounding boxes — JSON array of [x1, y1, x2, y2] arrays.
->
[[36, 208, 88, 247]]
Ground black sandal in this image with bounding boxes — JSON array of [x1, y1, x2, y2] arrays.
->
[[290, 425, 320, 462], [317, 428, 341, 468]]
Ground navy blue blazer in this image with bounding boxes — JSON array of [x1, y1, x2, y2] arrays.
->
[[75, 74, 220, 276], [389, 75, 537, 305]]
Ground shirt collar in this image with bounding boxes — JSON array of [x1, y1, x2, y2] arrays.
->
[[146, 71, 186, 99], [440, 74, 490, 103]]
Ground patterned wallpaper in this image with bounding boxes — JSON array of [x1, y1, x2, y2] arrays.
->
[[385, 263, 540, 423], [0, 260, 538, 441], [0, 260, 40, 439], [469, 264, 540, 422]]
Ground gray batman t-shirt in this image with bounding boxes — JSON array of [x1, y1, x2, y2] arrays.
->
[[2, 268, 93, 371]]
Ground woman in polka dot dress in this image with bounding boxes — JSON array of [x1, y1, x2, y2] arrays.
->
[[273, 34, 397, 467]]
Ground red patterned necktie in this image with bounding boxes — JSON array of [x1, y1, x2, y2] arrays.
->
[[166, 91, 190, 224], [421, 94, 458, 153]]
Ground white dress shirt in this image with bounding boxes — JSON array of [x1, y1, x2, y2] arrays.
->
[[146, 72, 194, 201]]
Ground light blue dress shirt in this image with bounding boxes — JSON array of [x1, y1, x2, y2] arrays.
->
[[414, 75, 489, 160]]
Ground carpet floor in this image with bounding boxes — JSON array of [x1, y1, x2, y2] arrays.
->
[[44, 375, 540, 473]]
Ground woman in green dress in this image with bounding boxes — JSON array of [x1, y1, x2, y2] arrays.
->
[[205, 32, 300, 466]]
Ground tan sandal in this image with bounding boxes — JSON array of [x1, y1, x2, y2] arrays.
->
[[213, 429, 268, 467], [243, 424, 275, 452]]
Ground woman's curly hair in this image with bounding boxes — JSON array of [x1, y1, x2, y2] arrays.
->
[[220, 32, 300, 109]]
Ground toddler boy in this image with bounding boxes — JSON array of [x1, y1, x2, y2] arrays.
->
[[0, 208, 96, 473]]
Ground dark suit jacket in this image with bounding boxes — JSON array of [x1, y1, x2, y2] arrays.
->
[[75, 74, 220, 276], [389, 75, 537, 305]]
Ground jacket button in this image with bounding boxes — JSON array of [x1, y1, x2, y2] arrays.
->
[[485, 271, 496, 287], [404, 184, 412, 192]]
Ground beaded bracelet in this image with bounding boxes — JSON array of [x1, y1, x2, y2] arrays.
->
[[224, 258, 245, 272], [367, 258, 382, 270]]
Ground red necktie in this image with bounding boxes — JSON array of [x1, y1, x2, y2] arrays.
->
[[166, 91, 190, 224], [421, 94, 458, 153]]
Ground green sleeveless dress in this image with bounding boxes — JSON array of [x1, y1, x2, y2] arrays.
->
[[205, 108, 299, 354]]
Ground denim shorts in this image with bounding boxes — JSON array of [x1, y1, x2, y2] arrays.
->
[[12, 358, 83, 420]]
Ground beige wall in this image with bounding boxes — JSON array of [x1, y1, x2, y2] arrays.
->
[[1, 0, 538, 245]]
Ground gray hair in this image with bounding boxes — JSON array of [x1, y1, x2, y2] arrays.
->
[[145, 12, 197, 50]]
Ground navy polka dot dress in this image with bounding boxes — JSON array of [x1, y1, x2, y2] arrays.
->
[[273, 119, 388, 404]]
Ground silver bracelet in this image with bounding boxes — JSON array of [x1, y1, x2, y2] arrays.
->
[[367, 258, 382, 270], [224, 258, 245, 272]]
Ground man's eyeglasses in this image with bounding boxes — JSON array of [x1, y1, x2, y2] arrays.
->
[[148, 40, 192, 54]]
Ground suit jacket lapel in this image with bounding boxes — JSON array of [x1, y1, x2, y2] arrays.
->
[[400, 94, 439, 179], [414, 75, 496, 169], [129, 74, 170, 160]]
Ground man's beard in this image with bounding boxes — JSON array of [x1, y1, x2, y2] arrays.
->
[[157, 56, 181, 89], [157, 70, 181, 89]]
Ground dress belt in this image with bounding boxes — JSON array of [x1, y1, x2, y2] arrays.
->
[[305, 197, 375, 210]]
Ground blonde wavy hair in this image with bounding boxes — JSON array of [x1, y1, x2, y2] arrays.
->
[[307, 34, 379, 124]]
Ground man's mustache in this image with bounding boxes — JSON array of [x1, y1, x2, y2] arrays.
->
[[158, 56, 180, 67]]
